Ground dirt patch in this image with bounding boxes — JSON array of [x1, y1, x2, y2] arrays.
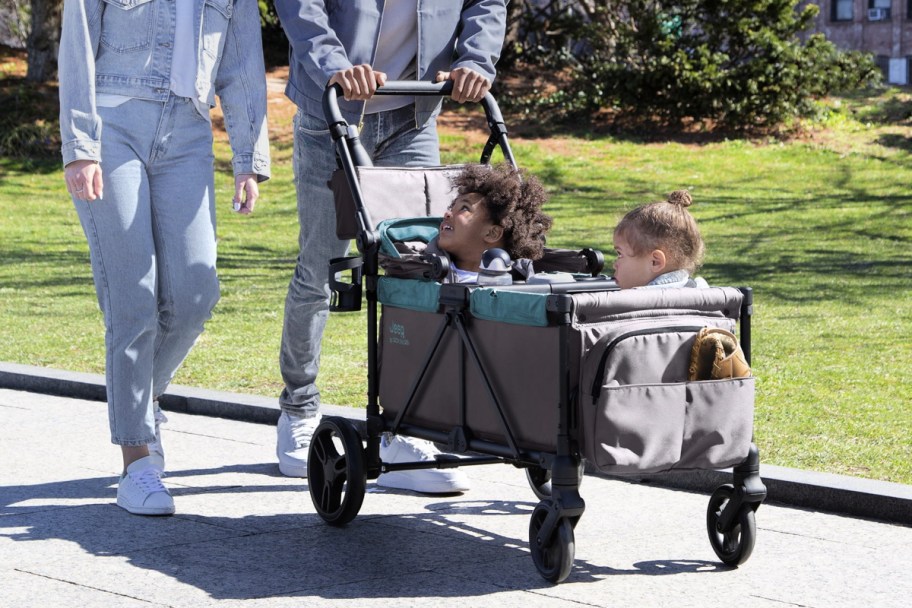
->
[[0, 44, 27, 78]]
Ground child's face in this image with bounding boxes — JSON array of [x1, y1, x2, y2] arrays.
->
[[612, 234, 659, 288], [439, 192, 499, 269]]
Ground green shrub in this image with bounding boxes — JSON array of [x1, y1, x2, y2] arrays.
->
[[0, 78, 59, 159], [502, 0, 881, 132]]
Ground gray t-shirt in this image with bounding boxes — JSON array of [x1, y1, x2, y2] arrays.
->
[[364, 0, 418, 115]]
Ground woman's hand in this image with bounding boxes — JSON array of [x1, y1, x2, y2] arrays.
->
[[436, 68, 491, 103], [233, 174, 259, 215], [65, 160, 104, 201]]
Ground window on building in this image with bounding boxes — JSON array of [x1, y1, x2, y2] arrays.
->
[[867, 0, 891, 19], [832, 0, 853, 21], [874, 55, 889, 75]]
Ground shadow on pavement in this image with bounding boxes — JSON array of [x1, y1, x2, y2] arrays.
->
[[1, 464, 727, 600]]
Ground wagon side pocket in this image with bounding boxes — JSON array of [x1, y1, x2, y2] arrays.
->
[[583, 377, 754, 474], [680, 377, 754, 469], [584, 383, 687, 474]]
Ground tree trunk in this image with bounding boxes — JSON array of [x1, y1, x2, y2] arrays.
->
[[26, 0, 62, 82], [498, 0, 528, 71]]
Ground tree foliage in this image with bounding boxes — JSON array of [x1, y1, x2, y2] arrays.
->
[[10, 0, 883, 133], [504, 0, 881, 131]]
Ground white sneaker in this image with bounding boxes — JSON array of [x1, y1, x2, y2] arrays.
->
[[116, 455, 174, 516], [148, 403, 167, 467], [276, 410, 321, 477], [377, 434, 470, 494]]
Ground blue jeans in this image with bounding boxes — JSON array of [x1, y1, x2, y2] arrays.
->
[[279, 104, 440, 414], [73, 95, 220, 446]]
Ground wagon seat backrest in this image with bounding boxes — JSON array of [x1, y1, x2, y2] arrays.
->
[[331, 165, 466, 239]]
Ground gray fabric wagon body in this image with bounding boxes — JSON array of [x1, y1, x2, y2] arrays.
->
[[377, 279, 754, 475]]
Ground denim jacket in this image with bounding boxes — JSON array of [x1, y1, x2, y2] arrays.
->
[[274, 0, 507, 125], [58, 0, 270, 180]]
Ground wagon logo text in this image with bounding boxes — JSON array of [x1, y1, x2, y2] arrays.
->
[[389, 322, 409, 346]]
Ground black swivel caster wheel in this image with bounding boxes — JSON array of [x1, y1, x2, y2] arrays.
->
[[307, 416, 367, 526], [706, 484, 757, 566], [529, 502, 575, 583]]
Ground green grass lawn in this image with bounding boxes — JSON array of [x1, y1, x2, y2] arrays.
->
[[1, 91, 910, 485]]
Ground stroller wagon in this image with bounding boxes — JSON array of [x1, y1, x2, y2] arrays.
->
[[307, 82, 767, 583]]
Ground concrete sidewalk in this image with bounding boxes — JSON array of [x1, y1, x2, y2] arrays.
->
[[3, 385, 912, 606], [2, 362, 911, 525]]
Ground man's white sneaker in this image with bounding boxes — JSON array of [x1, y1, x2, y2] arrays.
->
[[276, 411, 321, 477], [148, 403, 167, 467], [377, 434, 470, 494], [116, 455, 174, 516]]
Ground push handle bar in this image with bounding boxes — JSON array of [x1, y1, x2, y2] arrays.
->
[[322, 81, 514, 168]]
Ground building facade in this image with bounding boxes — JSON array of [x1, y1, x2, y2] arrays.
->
[[803, 0, 912, 84]]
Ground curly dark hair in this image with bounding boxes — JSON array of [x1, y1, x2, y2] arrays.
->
[[451, 163, 553, 260], [613, 189, 705, 274]]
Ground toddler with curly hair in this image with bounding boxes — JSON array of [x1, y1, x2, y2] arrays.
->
[[433, 163, 553, 283]]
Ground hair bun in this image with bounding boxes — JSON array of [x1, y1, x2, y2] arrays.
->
[[667, 190, 692, 208]]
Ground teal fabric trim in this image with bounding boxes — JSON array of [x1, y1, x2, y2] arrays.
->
[[378, 276, 441, 313], [377, 217, 442, 257], [469, 288, 550, 327]]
